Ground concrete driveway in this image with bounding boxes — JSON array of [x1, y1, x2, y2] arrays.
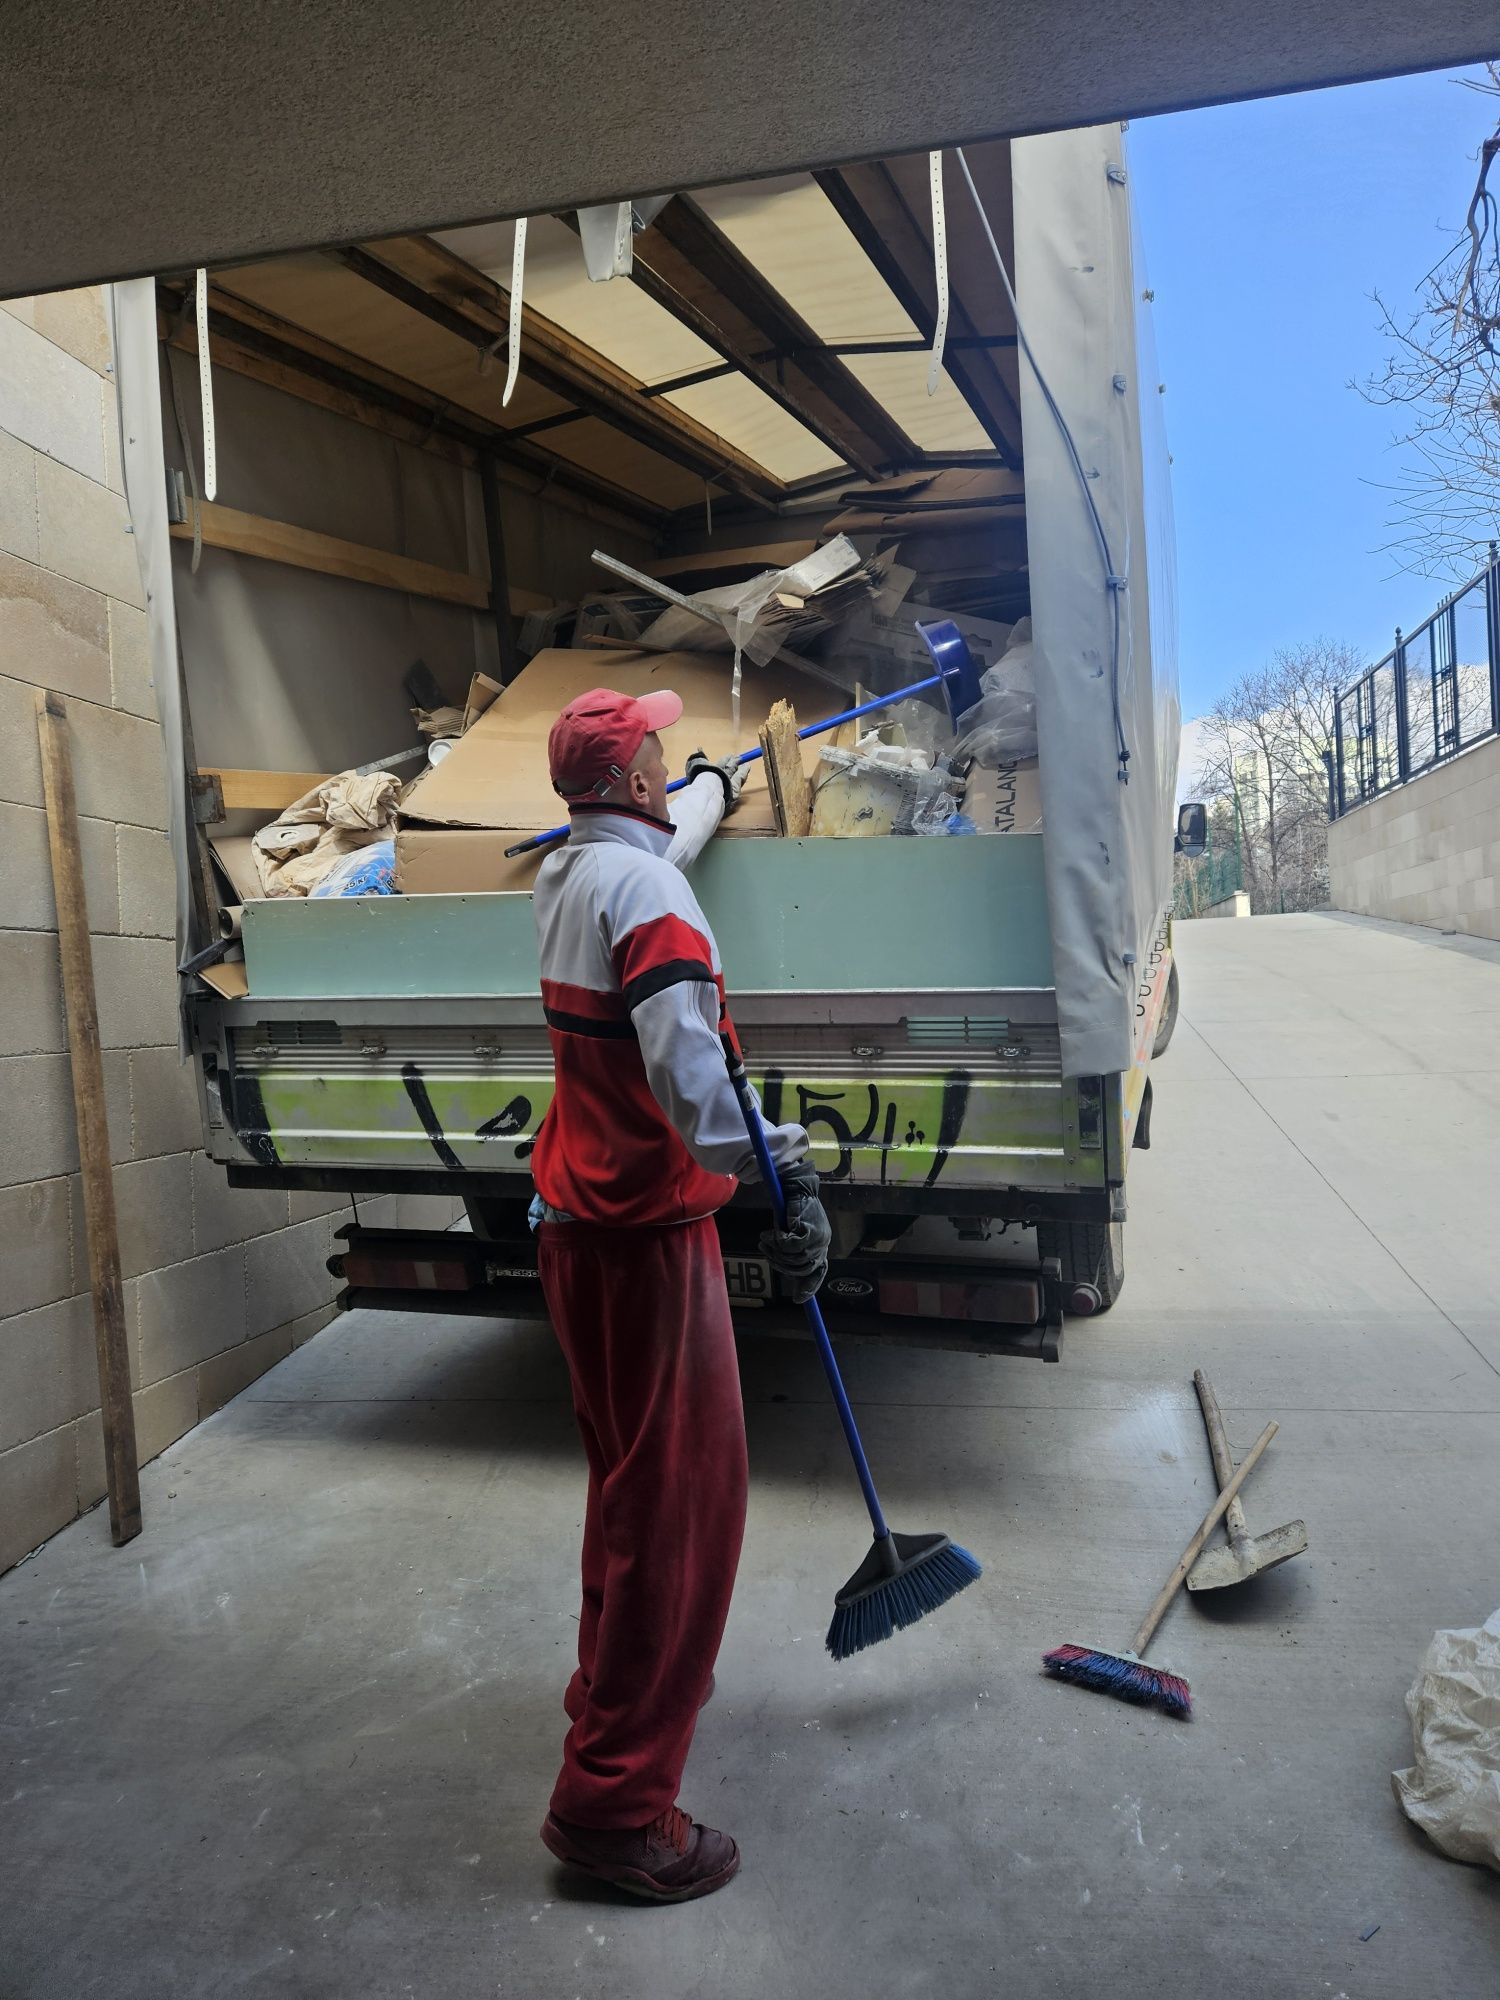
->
[[3, 912, 1499, 1997]]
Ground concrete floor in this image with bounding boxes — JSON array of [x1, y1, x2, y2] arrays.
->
[[4, 911, 1500, 1998]]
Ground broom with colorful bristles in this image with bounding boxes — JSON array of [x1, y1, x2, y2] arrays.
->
[[726, 1053, 981, 1661], [1044, 1419, 1278, 1717]]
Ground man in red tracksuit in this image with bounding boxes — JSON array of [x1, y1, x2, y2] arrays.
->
[[531, 686, 830, 1902]]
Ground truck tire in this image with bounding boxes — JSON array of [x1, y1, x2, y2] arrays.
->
[[1151, 961, 1180, 1058], [1036, 1219, 1125, 1314]]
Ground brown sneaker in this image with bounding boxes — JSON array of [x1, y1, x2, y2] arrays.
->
[[541, 1803, 740, 1903]]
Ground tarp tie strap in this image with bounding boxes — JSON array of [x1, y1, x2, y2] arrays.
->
[[926, 152, 950, 397], [503, 219, 527, 408], [194, 268, 217, 503]]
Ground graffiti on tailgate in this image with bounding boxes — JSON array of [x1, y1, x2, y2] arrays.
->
[[760, 1069, 972, 1186], [241, 1060, 1080, 1188]]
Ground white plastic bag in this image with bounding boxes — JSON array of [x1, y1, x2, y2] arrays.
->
[[1391, 1607, 1500, 1871], [953, 617, 1037, 767]]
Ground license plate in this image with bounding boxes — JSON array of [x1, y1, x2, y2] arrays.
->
[[723, 1255, 775, 1305]]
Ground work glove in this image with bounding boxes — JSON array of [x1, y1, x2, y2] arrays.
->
[[684, 748, 747, 813], [760, 1163, 832, 1305]]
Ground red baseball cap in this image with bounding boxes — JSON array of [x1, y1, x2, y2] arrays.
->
[[547, 686, 685, 802]]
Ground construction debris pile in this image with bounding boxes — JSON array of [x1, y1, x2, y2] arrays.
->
[[208, 460, 1041, 906]]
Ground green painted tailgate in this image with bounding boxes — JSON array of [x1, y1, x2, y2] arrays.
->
[[240, 836, 1052, 998]]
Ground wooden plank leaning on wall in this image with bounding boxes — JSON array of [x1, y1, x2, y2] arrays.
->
[[35, 691, 143, 1550]]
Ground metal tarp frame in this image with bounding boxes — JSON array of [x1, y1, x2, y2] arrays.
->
[[111, 278, 196, 1043]]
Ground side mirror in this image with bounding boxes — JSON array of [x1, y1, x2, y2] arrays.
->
[[1174, 801, 1208, 858]]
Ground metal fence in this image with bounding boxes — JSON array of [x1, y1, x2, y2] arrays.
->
[[1173, 839, 1244, 918], [1333, 548, 1500, 816]]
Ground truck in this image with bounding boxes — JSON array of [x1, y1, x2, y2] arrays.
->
[[114, 121, 1202, 1364]]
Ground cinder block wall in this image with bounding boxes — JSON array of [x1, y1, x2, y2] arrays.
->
[[1328, 734, 1500, 943], [1, 288, 458, 1574]]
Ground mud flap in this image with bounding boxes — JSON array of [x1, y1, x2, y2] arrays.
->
[[1132, 1075, 1153, 1151]]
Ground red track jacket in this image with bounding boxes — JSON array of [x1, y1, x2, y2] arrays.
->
[[530, 789, 806, 1227]]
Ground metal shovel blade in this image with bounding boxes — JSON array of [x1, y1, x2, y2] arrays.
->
[[1186, 1517, 1309, 1592]]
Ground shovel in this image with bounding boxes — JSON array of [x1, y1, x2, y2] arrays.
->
[[1186, 1369, 1307, 1592]]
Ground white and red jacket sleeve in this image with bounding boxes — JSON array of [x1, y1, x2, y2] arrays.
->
[[664, 769, 725, 870], [605, 859, 807, 1183]]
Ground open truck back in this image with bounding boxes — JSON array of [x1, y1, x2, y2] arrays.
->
[[118, 124, 1186, 1363]]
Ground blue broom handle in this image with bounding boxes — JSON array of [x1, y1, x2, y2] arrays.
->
[[506, 668, 950, 858], [726, 1057, 890, 1542]]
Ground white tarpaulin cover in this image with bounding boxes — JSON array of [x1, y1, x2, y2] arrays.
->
[[1392, 1608, 1500, 1872], [1012, 126, 1180, 1080]]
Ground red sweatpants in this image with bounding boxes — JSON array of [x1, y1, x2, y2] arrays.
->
[[538, 1215, 748, 1829]]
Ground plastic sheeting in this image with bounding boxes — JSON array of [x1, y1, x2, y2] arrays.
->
[[309, 839, 397, 898], [954, 618, 1038, 767], [1010, 126, 1180, 1080], [1393, 1608, 1500, 1872]]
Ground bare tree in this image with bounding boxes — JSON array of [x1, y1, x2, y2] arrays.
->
[[1362, 66, 1500, 579], [1194, 640, 1357, 913]]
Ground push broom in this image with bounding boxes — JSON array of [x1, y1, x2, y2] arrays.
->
[[726, 1053, 981, 1661], [1043, 1418, 1278, 1716]]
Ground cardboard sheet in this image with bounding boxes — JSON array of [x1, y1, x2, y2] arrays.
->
[[209, 835, 264, 904], [395, 824, 557, 894], [402, 646, 846, 832], [395, 645, 850, 893], [652, 541, 819, 586], [826, 466, 1025, 535], [964, 758, 1043, 835], [197, 960, 249, 999], [461, 671, 504, 733]]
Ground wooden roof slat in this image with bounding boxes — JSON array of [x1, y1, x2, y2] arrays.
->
[[166, 277, 670, 528], [814, 162, 1024, 469], [621, 196, 919, 482], [159, 283, 476, 472], [337, 235, 783, 507]]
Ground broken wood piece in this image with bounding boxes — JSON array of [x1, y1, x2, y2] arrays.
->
[[35, 690, 142, 1550], [758, 699, 812, 837]]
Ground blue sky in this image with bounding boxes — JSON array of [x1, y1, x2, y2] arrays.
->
[[1130, 63, 1499, 718]]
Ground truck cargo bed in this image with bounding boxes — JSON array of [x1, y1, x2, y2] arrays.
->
[[194, 832, 1106, 1206]]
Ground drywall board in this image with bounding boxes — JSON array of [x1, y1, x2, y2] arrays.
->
[[4, 0, 1494, 295], [240, 835, 1052, 998]]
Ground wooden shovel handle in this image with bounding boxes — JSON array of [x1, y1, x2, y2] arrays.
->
[[1130, 1420, 1277, 1657], [1194, 1368, 1250, 1540]]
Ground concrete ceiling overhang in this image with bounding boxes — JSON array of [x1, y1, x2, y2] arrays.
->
[[6, 0, 1497, 297]]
